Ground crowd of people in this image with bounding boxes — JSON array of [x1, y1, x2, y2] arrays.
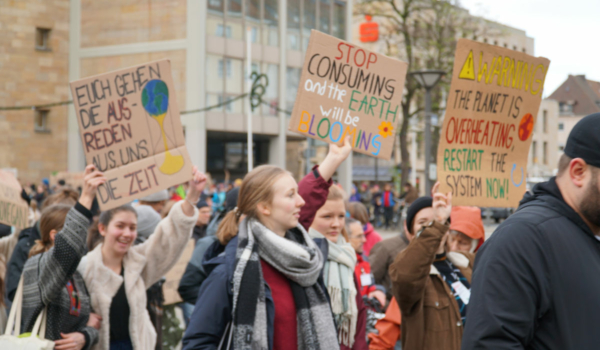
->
[[2, 113, 600, 350]]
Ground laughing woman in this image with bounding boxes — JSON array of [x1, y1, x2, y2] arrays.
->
[[78, 167, 205, 350]]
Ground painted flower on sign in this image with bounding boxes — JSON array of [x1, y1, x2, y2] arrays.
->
[[378, 121, 393, 138]]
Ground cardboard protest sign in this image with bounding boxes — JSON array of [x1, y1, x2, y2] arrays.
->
[[288, 30, 408, 160], [437, 39, 550, 207], [50, 171, 85, 189], [162, 239, 195, 305], [70, 60, 192, 210], [0, 170, 28, 228]]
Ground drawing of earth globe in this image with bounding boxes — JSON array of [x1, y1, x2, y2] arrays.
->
[[141, 79, 169, 116]]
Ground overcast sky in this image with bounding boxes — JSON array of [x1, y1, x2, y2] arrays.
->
[[459, 0, 600, 98]]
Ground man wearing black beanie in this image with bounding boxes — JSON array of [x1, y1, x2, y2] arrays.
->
[[463, 113, 600, 350]]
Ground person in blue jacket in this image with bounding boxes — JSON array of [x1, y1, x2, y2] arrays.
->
[[183, 138, 353, 350]]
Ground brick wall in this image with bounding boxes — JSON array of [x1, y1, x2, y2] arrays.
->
[[0, 0, 70, 184]]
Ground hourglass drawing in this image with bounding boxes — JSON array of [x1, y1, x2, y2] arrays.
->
[[141, 79, 185, 175]]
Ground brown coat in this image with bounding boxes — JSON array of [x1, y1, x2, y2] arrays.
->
[[369, 234, 409, 299], [389, 221, 474, 350]]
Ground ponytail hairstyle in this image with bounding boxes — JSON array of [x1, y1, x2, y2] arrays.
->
[[29, 204, 72, 258], [40, 189, 78, 210], [325, 184, 350, 241], [217, 165, 288, 245]]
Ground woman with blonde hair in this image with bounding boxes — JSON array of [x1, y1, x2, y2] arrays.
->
[[310, 184, 368, 350], [183, 138, 354, 350]]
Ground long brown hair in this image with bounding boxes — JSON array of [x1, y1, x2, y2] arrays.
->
[[217, 165, 288, 245], [41, 189, 78, 210], [29, 204, 72, 257], [348, 202, 369, 226]]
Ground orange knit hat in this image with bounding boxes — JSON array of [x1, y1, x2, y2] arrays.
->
[[450, 206, 484, 240]]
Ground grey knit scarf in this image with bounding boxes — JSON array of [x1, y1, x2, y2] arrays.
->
[[231, 218, 340, 350]]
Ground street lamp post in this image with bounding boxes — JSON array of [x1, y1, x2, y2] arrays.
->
[[409, 70, 445, 195]]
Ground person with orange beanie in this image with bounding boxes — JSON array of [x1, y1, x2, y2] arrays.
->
[[447, 206, 485, 253]]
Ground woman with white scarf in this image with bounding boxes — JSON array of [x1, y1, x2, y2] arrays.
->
[[182, 165, 342, 350], [309, 184, 368, 350]]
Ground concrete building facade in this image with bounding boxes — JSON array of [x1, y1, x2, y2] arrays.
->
[[66, 0, 353, 186], [549, 74, 600, 159], [527, 99, 560, 180]]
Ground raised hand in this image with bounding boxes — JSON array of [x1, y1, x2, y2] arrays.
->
[[431, 182, 452, 225], [79, 164, 107, 210], [182, 166, 207, 217], [319, 136, 353, 182]]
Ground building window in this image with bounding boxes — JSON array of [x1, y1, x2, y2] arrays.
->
[[218, 95, 233, 112], [35, 28, 51, 51], [558, 122, 564, 130], [522, 48, 526, 53], [559, 102, 573, 114], [264, 0, 279, 46], [286, 67, 301, 112], [287, 0, 301, 50], [333, 1, 346, 39], [483, 38, 488, 43], [225, 58, 244, 113], [216, 24, 232, 38], [319, 0, 331, 34], [513, 45, 517, 50], [503, 43, 508, 48], [543, 141, 548, 165], [532, 141, 537, 164], [542, 110, 547, 133], [263, 64, 278, 116], [218, 59, 233, 78], [494, 40, 498, 45], [34, 109, 50, 132], [209, 0, 223, 9]]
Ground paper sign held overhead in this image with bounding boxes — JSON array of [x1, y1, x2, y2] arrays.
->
[[0, 170, 28, 228], [288, 30, 408, 160], [70, 60, 192, 211], [437, 39, 550, 207]]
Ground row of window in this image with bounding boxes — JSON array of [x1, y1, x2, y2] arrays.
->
[[474, 36, 527, 53], [208, 0, 346, 51]]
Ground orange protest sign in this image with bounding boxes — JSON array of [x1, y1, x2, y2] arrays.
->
[[437, 39, 550, 207]]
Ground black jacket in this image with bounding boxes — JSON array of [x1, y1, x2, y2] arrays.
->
[[5, 221, 40, 304], [177, 234, 218, 305], [462, 178, 600, 350]]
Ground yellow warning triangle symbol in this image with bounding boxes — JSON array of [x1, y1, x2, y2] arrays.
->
[[459, 50, 475, 80]]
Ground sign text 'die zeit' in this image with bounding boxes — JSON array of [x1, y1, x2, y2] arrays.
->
[[289, 30, 408, 160], [437, 39, 550, 207], [70, 60, 192, 210]]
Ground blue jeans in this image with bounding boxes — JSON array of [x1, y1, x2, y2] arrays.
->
[[110, 339, 133, 350], [179, 302, 195, 327]]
